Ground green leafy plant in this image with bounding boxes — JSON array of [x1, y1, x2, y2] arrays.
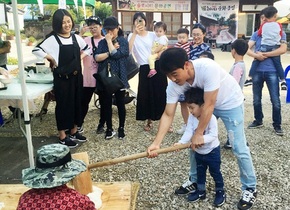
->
[[28, 36, 36, 43], [6, 30, 15, 36], [7, 57, 18, 65], [21, 33, 27, 40]]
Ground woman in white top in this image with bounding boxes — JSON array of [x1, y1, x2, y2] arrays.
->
[[128, 12, 167, 131], [32, 9, 90, 148]]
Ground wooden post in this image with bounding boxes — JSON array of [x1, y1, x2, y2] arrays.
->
[[72, 152, 93, 195]]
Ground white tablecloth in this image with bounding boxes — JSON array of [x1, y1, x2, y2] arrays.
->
[[0, 80, 53, 111]]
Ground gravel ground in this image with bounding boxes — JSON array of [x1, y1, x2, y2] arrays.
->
[[2, 47, 290, 209], [1, 86, 289, 210]]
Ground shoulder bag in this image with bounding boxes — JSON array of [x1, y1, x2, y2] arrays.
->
[[94, 62, 124, 94], [126, 54, 139, 80]]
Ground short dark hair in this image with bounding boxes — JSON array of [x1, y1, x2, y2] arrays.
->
[[52, 9, 75, 34], [154, 21, 167, 32], [231, 39, 249, 56], [159, 48, 188, 74], [177, 28, 189, 35], [261, 6, 278, 19], [184, 87, 204, 106], [199, 51, 215, 60], [133, 12, 147, 26]]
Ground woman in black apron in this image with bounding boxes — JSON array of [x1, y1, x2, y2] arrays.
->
[[32, 9, 90, 148]]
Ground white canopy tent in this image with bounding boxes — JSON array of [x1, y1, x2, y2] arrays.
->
[[274, 0, 290, 17]]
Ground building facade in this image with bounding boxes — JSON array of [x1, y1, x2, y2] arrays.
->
[[101, 0, 276, 44]]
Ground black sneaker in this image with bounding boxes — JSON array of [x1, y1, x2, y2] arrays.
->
[[248, 120, 263, 129], [274, 126, 284, 136], [223, 139, 232, 149], [188, 190, 206, 202], [244, 79, 252, 87], [59, 136, 78, 148], [281, 82, 287, 91], [96, 124, 105, 134], [69, 132, 88, 142], [118, 127, 125, 139], [237, 188, 257, 210], [105, 129, 116, 140], [214, 190, 226, 207], [175, 179, 197, 195], [77, 125, 84, 134]]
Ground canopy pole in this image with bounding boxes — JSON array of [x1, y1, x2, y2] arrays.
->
[[11, 0, 34, 168]]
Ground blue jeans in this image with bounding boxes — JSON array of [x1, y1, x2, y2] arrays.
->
[[252, 71, 281, 127], [195, 146, 224, 191], [189, 104, 257, 191]]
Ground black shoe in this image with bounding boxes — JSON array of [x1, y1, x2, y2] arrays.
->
[[248, 120, 263, 129], [214, 190, 226, 207], [223, 139, 232, 149], [59, 136, 78, 148], [281, 81, 287, 91], [69, 132, 87, 142], [118, 127, 125, 139], [274, 126, 284, 136], [188, 190, 206, 202], [237, 188, 257, 210], [175, 179, 197, 195], [244, 79, 252, 87], [96, 124, 105, 134], [105, 129, 116, 140]]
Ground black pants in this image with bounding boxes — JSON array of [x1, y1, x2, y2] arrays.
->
[[80, 87, 95, 126], [98, 89, 126, 130]]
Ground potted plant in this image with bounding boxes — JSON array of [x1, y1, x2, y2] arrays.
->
[[27, 36, 36, 46], [21, 33, 27, 42], [5, 30, 15, 40]]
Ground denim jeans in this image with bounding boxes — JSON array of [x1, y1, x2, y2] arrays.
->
[[195, 146, 224, 191], [189, 104, 257, 191], [252, 71, 281, 128]]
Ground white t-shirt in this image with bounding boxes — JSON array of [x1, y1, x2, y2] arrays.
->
[[166, 58, 244, 110], [155, 35, 168, 46], [179, 114, 220, 155], [32, 34, 90, 66], [128, 31, 156, 65]]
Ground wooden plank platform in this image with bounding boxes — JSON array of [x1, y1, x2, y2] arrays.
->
[[0, 182, 139, 210]]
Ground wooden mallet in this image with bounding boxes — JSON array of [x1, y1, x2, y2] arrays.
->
[[72, 143, 191, 195]]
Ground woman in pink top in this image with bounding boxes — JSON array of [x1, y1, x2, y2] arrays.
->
[[79, 16, 104, 132]]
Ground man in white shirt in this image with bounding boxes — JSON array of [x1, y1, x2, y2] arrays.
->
[[147, 48, 257, 210]]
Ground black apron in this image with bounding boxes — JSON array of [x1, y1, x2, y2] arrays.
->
[[53, 34, 83, 130]]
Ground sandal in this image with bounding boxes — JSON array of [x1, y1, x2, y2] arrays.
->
[[168, 125, 173, 133], [144, 122, 153, 131]]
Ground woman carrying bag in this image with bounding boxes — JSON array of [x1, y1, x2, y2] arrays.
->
[[94, 16, 129, 140]]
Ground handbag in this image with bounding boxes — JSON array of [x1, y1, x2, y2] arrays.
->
[[126, 54, 139, 80], [94, 63, 124, 94]]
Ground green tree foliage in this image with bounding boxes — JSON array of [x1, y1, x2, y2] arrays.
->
[[94, 1, 112, 22], [30, 4, 41, 20]]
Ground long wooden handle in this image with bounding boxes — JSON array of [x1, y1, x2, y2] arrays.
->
[[88, 143, 191, 169]]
